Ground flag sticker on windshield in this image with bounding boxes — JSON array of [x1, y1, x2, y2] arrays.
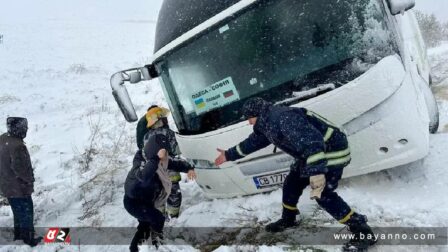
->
[[191, 77, 240, 115], [223, 90, 234, 98], [194, 98, 206, 109]]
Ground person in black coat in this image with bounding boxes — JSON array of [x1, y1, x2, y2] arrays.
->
[[124, 134, 193, 251], [215, 98, 376, 250], [0, 117, 42, 246]]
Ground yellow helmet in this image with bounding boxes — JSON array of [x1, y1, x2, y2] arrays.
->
[[145, 106, 170, 128]]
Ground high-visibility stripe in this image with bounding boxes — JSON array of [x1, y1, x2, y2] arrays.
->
[[325, 148, 350, 159], [166, 207, 180, 216], [282, 203, 298, 211], [324, 127, 334, 142], [306, 111, 337, 127], [339, 209, 355, 224], [236, 144, 247, 157], [327, 154, 351, 166], [305, 149, 351, 166], [170, 175, 182, 182], [306, 152, 326, 165]]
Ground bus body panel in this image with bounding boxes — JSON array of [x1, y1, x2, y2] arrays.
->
[[189, 68, 430, 198], [176, 56, 405, 162], [396, 10, 431, 83]]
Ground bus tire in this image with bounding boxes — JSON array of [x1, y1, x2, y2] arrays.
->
[[429, 106, 439, 134]]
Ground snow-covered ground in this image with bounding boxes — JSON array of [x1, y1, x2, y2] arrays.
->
[[1, 4, 448, 252]]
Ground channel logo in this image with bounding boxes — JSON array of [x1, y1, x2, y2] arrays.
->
[[44, 228, 71, 244]]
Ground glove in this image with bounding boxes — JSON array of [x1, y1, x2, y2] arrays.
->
[[310, 174, 326, 200]]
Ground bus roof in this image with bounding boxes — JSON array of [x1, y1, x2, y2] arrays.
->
[[154, 0, 242, 54]]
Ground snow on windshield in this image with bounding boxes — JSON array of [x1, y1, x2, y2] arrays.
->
[[349, 0, 399, 74]]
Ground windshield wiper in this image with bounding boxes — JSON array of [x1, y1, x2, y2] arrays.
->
[[276, 83, 335, 106]]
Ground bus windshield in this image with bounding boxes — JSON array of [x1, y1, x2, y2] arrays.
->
[[155, 0, 398, 135]]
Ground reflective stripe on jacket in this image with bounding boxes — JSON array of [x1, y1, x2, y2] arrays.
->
[[226, 105, 350, 177]]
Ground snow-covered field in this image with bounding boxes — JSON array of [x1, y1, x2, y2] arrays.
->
[[1, 3, 448, 252]]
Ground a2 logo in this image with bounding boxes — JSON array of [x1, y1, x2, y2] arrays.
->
[[44, 228, 71, 244]]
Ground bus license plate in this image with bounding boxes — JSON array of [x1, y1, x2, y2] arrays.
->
[[253, 171, 289, 189]]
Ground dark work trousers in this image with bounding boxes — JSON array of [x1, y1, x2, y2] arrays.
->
[[282, 163, 352, 222], [7, 196, 35, 240], [166, 182, 181, 217], [123, 196, 165, 234]]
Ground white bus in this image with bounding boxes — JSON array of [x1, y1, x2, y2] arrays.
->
[[111, 0, 439, 198]]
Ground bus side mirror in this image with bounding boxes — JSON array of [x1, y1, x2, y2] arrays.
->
[[387, 0, 415, 15], [110, 64, 159, 122]]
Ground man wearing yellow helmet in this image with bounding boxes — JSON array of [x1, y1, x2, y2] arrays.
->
[[135, 105, 196, 219]]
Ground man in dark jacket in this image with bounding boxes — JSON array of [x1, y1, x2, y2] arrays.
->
[[136, 105, 196, 219], [124, 134, 194, 252], [215, 98, 375, 250], [0, 117, 42, 246]]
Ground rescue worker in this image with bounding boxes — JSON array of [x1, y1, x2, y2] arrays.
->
[[136, 105, 196, 219], [0, 117, 42, 246], [214, 98, 376, 250], [124, 134, 194, 251]]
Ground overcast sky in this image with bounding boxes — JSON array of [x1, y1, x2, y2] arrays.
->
[[0, 0, 162, 22], [0, 0, 446, 23], [415, 0, 448, 22]]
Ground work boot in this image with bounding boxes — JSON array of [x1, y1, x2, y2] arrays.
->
[[343, 213, 376, 251], [265, 208, 299, 233], [13, 227, 21, 241], [129, 226, 151, 252], [22, 230, 42, 247], [24, 237, 42, 247]]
